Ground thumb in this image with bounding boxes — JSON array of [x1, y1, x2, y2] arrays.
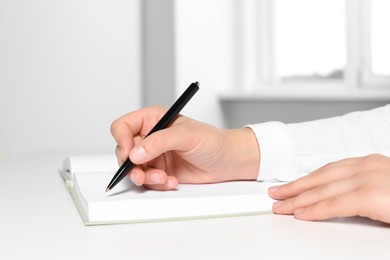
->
[[129, 128, 192, 164]]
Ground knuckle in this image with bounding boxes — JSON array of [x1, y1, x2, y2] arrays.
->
[[110, 119, 121, 135], [322, 161, 338, 170], [313, 186, 325, 198], [359, 154, 383, 171], [366, 153, 382, 159]]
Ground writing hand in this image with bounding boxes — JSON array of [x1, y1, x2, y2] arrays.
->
[[110, 106, 260, 190]]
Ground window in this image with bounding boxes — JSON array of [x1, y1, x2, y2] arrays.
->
[[275, 0, 345, 82], [370, 0, 390, 76], [240, 0, 390, 93]]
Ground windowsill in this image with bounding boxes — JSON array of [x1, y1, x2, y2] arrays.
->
[[220, 84, 390, 101]]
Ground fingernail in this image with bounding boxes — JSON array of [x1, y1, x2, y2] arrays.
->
[[151, 173, 163, 184], [131, 146, 147, 162], [273, 201, 283, 209], [166, 179, 177, 189], [268, 185, 279, 194], [130, 173, 138, 185]]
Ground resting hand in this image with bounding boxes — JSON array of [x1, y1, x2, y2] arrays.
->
[[110, 106, 260, 190], [269, 154, 390, 224]]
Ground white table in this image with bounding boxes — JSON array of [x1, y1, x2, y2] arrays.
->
[[1, 153, 389, 260]]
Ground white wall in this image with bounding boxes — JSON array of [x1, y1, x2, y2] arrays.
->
[[0, 0, 142, 158], [175, 0, 238, 127]]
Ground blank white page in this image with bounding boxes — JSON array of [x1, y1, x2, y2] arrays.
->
[[73, 171, 277, 224]]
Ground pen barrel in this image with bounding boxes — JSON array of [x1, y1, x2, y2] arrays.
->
[[106, 159, 135, 191], [146, 82, 199, 137]]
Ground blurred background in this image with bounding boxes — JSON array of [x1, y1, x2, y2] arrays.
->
[[1, 0, 390, 158]]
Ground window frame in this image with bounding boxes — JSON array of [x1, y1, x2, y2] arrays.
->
[[239, 0, 390, 95], [360, 0, 390, 88]]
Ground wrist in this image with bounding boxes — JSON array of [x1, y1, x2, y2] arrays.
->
[[223, 127, 260, 181]]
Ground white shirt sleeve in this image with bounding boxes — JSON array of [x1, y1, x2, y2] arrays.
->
[[247, 104, 390, 182]]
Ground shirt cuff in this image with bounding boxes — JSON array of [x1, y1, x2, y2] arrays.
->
[[247, 121, 299, 181]]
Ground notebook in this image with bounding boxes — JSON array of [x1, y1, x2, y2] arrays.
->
[[60, 155, 278, 225]]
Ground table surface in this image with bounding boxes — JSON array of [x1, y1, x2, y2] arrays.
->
[[0, 152, 389, 260]]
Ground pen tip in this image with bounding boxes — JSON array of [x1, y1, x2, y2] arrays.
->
[[105, 188, 110, 192]]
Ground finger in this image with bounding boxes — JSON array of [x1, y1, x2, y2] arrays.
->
[[127, 166, 146, 186], [110, 120, 135, 162], [129, 124, 197, 164], [269, 157, 361, 200], [133, 135, 143, 146], [128, 165, 173, 187], [118, 135, 143, 163], [293, 190, 361, 221], [142, 167, 168, 185], [115, 145, 123, 165], [110, 107, 167, 161], [126, 151, 177, 190], [111, 106, 167, 140], [144, 176, 179, 191], [273, 176, 361, 215]]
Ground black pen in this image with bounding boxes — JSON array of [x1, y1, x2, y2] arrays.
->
[[105, 82, 200, 192]]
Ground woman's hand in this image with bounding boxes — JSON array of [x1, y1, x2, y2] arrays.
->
[[269, 154, 390, 224], [110, 106, 260, 190]]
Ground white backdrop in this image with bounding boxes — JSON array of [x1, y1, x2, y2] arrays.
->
[[0, 0, 142, 158]]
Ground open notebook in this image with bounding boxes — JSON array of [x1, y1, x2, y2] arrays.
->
[[60, 155, 278, 225]]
